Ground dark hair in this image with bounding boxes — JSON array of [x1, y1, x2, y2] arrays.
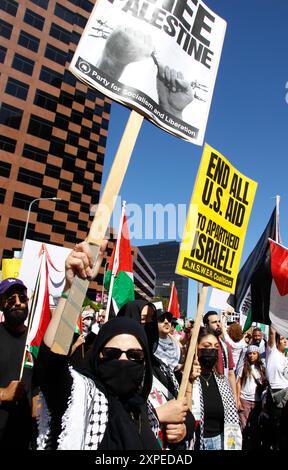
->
[[276, 332, 281, 346], [252, 327, 262, 334], [197, 326, 218, 344], [241, 352, 266, 387], [203, 310, 218, 325]]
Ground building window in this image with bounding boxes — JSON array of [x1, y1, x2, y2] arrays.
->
[[0, 188, 6, 204], [71, 30, 81, 45], [0, 46, 7, 63], [50, 23, 71, 45], [0, 0, 18, 16], [12, 53, 34, 75], [0, 19, 13, 39], [34, 89, 58, 112], [0, 135, 16, 153], [5, 77, 29, 100], [71, 109, 82, 125], [99, 135, 107, 147], [0, 161, 12, 178], [6, 218, 25, 240], [59, 91, 73, 108], [45, 164, 61, 179], [76, 14, 87, 29], [17, 167, 43, 187], [49, 136, 65, 156], [59, 179, 72, 192], [30, 0, 48, 9], [63, 69, 76, 87], [18, 30, 40, 53], [54, 3, 75, 25], [39, 65, 62, 89], [45, 44, 67, 66], [0, 103, 23, 129], [27, 115, 52, 140], [22, 144, 47, 164], [75, 90, 86, 105], [24, 9, 45, 31], [12, 192, 34, 210], [54, 114, 69, 131], [41, 186, 57, 199]]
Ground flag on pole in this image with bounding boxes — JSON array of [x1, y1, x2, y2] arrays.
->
[[269, 239, 288, 338], [23, 245, 51, 369], [228, 205, 279, 325], [104, 204, 134, 316], [167, 281, 180, 319]]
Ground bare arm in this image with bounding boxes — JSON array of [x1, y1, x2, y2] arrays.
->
[[44, 241, 107, 349], [228, 369, 238, 404]]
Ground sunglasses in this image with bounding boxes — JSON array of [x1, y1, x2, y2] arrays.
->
[[158, 315, 172, 323], [101, 347, 145, 362], [5, 293, 28, 308]]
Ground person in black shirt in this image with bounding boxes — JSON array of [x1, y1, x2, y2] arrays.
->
[[0, 278, 33, 449], [190, 327, 242, 450]]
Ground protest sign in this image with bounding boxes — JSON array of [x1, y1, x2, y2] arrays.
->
[[70, 0, 226, 145], [176, 144, 257, 293]]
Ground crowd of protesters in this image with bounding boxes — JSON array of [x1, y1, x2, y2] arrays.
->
[[0, 241, 287, 450]]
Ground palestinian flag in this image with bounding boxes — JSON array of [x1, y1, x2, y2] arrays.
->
[[104, 211, 134, 316], [24, 246, 51, 368], [167, 282, 181, 319], [75, 315, 83, 336], [227, 206, 277, 325], [269, 239, 288, 338]]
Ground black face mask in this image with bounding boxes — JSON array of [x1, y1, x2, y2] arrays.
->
[[4, 306, 28, 328], [98, 359, 145, 398], [198, 348, 218, 370]]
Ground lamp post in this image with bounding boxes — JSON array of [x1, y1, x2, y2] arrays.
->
[[21, 197, 61, 257]]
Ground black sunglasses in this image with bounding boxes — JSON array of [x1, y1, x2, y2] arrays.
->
[[5, 293, 28, 308], [101, 347, 145, 362], [158, 314, 172, 323]]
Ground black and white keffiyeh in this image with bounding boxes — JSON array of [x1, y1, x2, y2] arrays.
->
[[192, 373, 242, 450]]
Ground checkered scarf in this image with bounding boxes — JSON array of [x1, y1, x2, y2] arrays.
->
[[192, 372, 241, 450], [37, 367, 159, 450]]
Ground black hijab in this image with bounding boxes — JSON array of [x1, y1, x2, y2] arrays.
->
[[89, 316, 160, 450], [117, 301, 178, 397], [118, 300, 159, 354]]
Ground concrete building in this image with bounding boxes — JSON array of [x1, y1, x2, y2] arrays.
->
[[0, 0, 111, 262], [139, 241, 188, 314]]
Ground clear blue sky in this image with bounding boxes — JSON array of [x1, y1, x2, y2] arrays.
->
[[100, 0, 288, 317]]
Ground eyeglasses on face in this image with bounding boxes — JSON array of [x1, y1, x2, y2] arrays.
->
[[101, 347, 145, 362], [5, 293, 28, 308]]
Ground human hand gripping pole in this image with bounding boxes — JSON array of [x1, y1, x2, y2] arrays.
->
[[51, 111, 143, 355]]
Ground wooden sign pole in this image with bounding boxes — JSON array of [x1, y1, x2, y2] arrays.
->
[[178, 284, 208, 400], [51, 110, 143, 355]]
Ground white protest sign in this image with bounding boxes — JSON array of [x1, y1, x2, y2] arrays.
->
[[70, 0, 226, 145]]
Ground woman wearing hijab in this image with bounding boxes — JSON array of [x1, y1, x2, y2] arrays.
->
[[190, 327, 242, 450], [34, 242, 160, 450], [118, 300, 194, 449]]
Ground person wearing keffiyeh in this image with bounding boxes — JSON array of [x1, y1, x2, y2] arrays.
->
[[34, 242, 160, 450]]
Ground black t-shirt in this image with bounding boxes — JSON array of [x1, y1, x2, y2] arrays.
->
[[200, 374, 224, 438], [0, 323, 33, 448]]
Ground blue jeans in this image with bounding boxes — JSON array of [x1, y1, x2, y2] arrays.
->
[[203, 433, 224, 450]]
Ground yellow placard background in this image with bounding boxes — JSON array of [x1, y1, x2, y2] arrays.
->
[[176, 143, 257, 293], [2, 259, 22, 280]]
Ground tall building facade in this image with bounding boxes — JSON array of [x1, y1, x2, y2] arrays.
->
[[140, 241, 189, 315], [0, 0, 111, 261]]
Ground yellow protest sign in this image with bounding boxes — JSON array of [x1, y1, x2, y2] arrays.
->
[[2, 258, 22, 280], [176, 144, 257, 293]]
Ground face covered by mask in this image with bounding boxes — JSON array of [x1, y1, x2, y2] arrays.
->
[[198, 348, 218, 370], [98, 359, 145, 399], [4, 305, 29, 329]]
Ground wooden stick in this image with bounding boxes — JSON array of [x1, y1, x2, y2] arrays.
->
[[178, 284, 208, 400], [51, 111, 143, 355]]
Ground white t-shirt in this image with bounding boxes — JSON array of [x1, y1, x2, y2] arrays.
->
[[224, 333, 247, 369], [238, 364, 262, 402], [266, 343, 288, 389]]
